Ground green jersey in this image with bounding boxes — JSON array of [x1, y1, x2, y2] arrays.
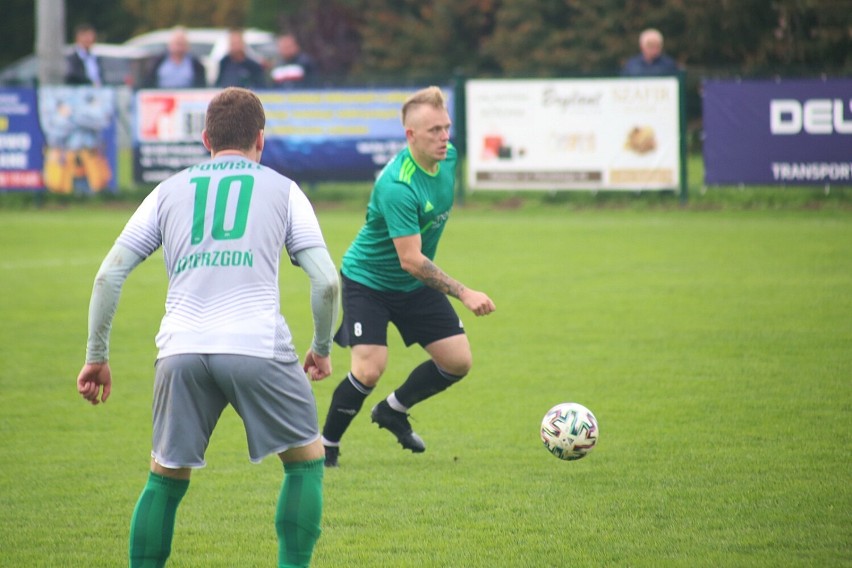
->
[[341, 143, 457, 292]]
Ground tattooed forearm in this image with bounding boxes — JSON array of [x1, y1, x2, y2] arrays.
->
[[418, 258, 465, 298]]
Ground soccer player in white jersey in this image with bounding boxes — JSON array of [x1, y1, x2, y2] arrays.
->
[[75, 87, 339, 568]]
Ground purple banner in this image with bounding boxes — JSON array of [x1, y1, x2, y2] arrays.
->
[[703, 78, 852, 185]]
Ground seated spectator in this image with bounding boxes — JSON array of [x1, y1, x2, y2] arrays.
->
[[269, 33, 316, 87], [215, 28, 267, 89], [65, 23, 103, 86], [621, 28, 680, 76], [143, 27, 207, 88]]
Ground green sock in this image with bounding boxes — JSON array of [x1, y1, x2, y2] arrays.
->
[[129, 472, 189, 568], [276, 458, 324, 568]]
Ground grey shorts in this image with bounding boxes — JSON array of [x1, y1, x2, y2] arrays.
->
[[151, 354, 320, 468]]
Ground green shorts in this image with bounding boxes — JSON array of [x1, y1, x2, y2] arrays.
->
[[151, 353, 319, 468]]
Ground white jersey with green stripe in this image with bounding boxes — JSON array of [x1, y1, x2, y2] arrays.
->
[[341, 143, 457, 292], [115, 155, 327, 361]]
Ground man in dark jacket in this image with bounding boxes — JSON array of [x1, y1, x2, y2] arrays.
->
[[215, 28, 266, 89], [65, 23, 103, 86], [621, 28, 680, 77]]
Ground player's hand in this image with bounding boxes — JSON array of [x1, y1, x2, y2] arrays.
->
[[76, 362, 112, 405], [460, 288, 496, 316], [303, 351, 332, 381]]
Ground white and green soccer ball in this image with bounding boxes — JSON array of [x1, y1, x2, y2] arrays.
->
[[540, 402, 599, 461]]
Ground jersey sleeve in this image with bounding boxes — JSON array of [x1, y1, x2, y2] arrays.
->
[[377, 180, 420, 239], [285, 181, 327, 263], [86, 243, 146, 362], [115, 185, 162, 258], [292, 246, 339, 356]]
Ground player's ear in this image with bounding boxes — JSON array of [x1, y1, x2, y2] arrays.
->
[[201, 130, 212, 152], [256, 129, 264, 152]]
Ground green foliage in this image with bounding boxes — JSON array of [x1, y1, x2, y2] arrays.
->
[[0, 204, 850, 566], [770, 0, 852, 70], [120, 0, 249, 34], [351, 0, 494, 78], [0, 0, 138, 67], [257, 0, 364, 78], [0, 0, 35, 68], [4, 1, 849, 81], [65, 0, 138, 43], [350, 0, 851, 79], [483, 0, 618, 76]]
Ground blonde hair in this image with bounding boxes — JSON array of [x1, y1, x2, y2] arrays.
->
[[401, 86, 446, 126]]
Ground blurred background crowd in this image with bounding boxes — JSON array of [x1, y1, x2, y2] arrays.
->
[[1, 0, 850, 139]]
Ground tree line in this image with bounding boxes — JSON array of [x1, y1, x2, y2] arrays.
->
[[4, 0, 849, 77], [2, 0, 849, 126]]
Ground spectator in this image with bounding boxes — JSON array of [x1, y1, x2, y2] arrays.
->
[[215, 28, 267, 89], [65, 23, 103, 86], [621, 28, 680, 76], [143, 26, 207, 88], [270, 33, 316, 87]]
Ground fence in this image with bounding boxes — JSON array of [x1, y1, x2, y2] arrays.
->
[[4, 75, 847, 198]]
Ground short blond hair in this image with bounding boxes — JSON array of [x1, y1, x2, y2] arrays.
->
[[401, 86, 446, 126]]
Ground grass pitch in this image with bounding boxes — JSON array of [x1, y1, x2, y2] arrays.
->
[[0, 203, 849, 567]]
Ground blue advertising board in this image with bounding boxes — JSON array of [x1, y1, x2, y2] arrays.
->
[[0, 87, 118, 193], [135, 88, 454, 184], [0, 89, 46, 190], [703, 78, 852, 185]]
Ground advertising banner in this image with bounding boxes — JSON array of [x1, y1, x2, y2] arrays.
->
[[134, 90, 211, 184], [465, 78, 681, 191], [0, 89, 44, 190], [0, 87, 118, 193], [134, 88, 454, 184], [703, 78, 852, 185]]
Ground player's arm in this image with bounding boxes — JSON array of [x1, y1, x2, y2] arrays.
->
[[393, 234, 495, 316], [77, 243, 145, 404], [293, 246, 339, 380], [86, 243, 145, 363]]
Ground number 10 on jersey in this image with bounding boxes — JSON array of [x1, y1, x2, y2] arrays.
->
[[190, 175, 254, 244]]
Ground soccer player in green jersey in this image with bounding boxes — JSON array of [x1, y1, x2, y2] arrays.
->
[[321, 86, 496, 467], [76, 87, 339, 567]]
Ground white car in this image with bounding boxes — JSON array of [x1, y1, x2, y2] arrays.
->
[[123, 27, 277, 87], [0, 43, 155, 87]]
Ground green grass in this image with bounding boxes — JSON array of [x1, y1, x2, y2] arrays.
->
[[0, 204, 850, 567]]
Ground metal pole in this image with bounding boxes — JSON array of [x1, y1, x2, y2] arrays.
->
[[36, 0, 66, 86], [678, 70, 689, 204]]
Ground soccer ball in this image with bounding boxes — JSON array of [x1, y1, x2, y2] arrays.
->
[[540, 402, 599, 461]]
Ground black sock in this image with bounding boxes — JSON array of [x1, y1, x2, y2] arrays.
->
[[395, 360, 464, 408], [322, 373, 372, 444]]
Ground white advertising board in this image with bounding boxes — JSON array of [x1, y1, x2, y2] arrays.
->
[[465, 78, 681, 191]]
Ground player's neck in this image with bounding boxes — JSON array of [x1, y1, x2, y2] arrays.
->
[[212, 149, 258, 162], [408, 148, 438, 174]]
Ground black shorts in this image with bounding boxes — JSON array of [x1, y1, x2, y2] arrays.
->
[[334, 274, 465, 348]]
